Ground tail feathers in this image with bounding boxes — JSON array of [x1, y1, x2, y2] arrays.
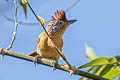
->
[[28, 50, 39, 57]]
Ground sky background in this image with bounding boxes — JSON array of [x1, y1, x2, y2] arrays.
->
[[0, 0, 120, 80]]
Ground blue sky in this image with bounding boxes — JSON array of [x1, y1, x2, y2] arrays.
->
[[0, 0, 120, 80]]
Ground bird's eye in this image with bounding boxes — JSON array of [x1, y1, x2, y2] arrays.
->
[[58, 21, 63, 24]]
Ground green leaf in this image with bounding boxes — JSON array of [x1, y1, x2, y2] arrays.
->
[[97, 64, 114, 76], [84, 43, 98, 60], [78, 57, 117, 69], [88, 66, 102, 74], [80, 66, 102, 80], [95, 65, 107, 76], [19, 0, 27, 18], [79, 65, 115, 80], [103, 66, 120, 80], [115, 56, 120, 62]]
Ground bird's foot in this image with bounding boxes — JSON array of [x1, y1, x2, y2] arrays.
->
[[52, 62, 58, 71], [33, 55, 40, 67]]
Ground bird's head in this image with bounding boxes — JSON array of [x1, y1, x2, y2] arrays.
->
[[52, 10, 77, 25], [46, 10, 77, 37]]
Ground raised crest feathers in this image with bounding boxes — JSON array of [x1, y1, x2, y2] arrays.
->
[[52, 10, 67, 22]]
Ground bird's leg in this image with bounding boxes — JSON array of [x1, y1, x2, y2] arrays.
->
[[33, 55, 41, 67], [28, 50, 41, 67], [52, 61, 58, 71]]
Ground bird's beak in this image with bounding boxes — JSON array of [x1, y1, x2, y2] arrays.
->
[[68, 20, 77, 25]]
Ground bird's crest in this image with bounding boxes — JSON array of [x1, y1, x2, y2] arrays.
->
[[52, 10, 67, 22]]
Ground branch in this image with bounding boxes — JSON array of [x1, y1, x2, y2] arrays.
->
[[0, 48, 108, 80], [65, 0, 80, 12], [4, 15, 39, 26], [7, 0, 18, 50]]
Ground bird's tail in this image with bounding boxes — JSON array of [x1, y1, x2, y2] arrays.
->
[[28, 50, 39, 57]]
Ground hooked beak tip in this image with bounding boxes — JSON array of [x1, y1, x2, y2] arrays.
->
[[68, 20, 77, 24]]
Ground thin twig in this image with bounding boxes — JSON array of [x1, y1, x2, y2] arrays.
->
[[65, 0, 80, 12], [7, 0, 18, 50], [0, 48, 108, 80], [4, 15, 39, 26], [27, 2, 71, 68]]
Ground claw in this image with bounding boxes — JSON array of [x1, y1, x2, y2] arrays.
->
[[33, 55, 39, 67], [52, 62, 58, 71]]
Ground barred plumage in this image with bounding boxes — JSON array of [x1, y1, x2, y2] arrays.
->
[[46, 20, 65, 36]]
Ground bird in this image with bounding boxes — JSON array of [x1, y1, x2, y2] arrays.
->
[[28, 10, 77, 68]]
